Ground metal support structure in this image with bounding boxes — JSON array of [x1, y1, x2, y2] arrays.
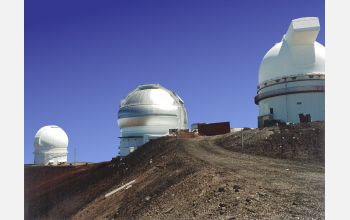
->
[[241, 129, 244, 149]]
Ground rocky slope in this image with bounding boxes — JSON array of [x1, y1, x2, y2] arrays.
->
[[25, 122, 324, 220]]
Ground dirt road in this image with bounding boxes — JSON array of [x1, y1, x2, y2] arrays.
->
[[25, 122, 324, 220]]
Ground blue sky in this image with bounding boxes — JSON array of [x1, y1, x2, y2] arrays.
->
[[25, 0, 325, 163]]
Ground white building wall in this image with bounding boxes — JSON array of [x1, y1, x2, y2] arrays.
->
[[34, 148, 68, 165], [119, 134, 167, 156], [259, 92, 324, 123], [257, 77, 324, 124], [119, 137, 144, 156]]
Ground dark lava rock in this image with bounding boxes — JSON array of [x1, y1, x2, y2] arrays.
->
[[218, 187, 225, 192], [219, 203, 226, 207]]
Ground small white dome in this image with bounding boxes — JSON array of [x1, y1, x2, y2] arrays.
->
[[259, 17, 325, 83], [34, 125, 68, 149]]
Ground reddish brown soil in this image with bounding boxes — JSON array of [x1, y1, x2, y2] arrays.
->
[[25, 122, 324, 220]]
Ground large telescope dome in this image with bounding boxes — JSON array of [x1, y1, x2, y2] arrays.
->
[[34, 125, 68, 165], [255, 17, 325, 127], [117, 84, 188, 156], [259, 17, 325, 83]]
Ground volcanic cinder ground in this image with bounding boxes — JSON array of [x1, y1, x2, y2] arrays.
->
[[25, 122, 324, 220]]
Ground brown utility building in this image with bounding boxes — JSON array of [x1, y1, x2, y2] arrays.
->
[[196, 122, 231, 136]]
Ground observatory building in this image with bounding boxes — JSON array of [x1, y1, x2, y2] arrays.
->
[[34, 125, 68, 165], [118, 84, 188, 156], [255, 17, 325, 127]]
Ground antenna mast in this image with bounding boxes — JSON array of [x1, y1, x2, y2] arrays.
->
[[74, 146, 76, 164]]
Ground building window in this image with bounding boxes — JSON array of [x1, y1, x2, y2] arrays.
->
[[270, 108, 274, 114], [297, 102, 302, 105]]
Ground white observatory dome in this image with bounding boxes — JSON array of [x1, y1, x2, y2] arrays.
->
[[259, 17, 325, 83], [34, 125, 68, 165], [255, 17, 325, 127], [118, 84, 188, 156]]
